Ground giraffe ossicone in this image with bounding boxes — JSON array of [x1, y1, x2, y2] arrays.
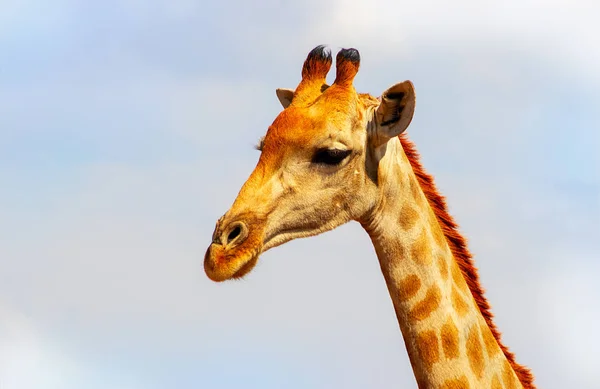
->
[[204, 45, 535, 389]]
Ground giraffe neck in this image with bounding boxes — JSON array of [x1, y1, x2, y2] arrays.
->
[[361, 137, 523, 389]]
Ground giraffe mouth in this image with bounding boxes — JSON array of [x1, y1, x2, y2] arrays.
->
[[205, 217, 327, 282], [231, 255, 259, 279], [204, 240, 263, 282]]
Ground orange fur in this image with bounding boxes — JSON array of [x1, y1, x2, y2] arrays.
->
[[400, 134, 536, 389], [334, 48, 360, 86], [301, 45, 332, 80], [293, 45, 332, 107]]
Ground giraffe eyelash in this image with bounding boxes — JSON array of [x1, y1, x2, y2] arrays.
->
[[254, 136, 265, 151]]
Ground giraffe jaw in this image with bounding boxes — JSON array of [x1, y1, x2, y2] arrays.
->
[[204, 242, 262, 282], [204, 228, 316, 282], [230, 254, 259, 280], [204, 218, 341, 282], [262, 223, 339, 252]]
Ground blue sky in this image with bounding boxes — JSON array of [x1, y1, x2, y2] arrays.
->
[[1, 1, 599, 388]]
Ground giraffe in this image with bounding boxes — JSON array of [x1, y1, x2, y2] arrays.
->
[[204, 45, 535, 389]]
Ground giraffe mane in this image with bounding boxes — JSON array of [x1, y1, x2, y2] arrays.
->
[[399, 133, 536, 389]]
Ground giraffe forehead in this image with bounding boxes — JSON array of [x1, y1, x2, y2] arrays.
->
[[269, 108, 320, 140], [265, 106, 352, 148]]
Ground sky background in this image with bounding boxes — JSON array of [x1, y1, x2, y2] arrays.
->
[[1, 0, 599, 388]]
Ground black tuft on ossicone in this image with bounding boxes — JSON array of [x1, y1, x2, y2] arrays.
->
[[308, 45, 332, 62], [336, 48, 360, 64], [334, 47, 361, 85], [301, 45, 332, 79]]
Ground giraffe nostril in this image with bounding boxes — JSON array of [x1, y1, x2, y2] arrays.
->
[[228, 225, 241, 242], [222, 221, 248, 247]]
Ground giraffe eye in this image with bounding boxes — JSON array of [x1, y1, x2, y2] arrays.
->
[[312, 148, 352, 165]]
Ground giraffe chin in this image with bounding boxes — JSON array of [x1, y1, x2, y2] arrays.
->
[[204, 243, 262, 282], [231, 255, 259, 279]]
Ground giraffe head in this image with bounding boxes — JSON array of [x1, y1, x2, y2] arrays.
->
[[204, 45, 416, 281]]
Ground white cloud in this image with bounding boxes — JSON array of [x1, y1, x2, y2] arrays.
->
[[0, 301, 89, 389], [304, 0, 600, 82]]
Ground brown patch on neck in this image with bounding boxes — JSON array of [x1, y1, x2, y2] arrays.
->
[[399, 133, 536, 389]]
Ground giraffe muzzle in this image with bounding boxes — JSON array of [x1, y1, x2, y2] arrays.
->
[[204, 216, 265, 282]]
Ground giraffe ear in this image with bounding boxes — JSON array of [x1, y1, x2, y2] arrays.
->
[[374, 80, 416, 144], [275, 88, 295, 108]]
